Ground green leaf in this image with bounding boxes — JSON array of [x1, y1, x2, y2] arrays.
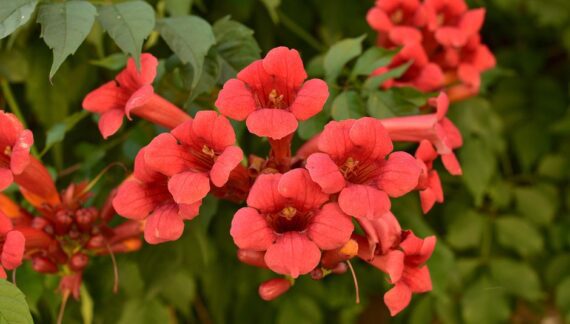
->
[[0, 0, 37, 39], [366, 88, 425, 118], [512, 123, 551, 171], [362, 61, 412, 91], [350, 47, 395, 78], [461, 276, 510, 324], [556, 277, 570, 319], [80, 285, 93, 324], [546, 255, 570, 288], [213, 16, 261, 81], [118, 299, 169, 324], [514, 186, 557, 226], [490, 258, 542, 301], [97, 1, 156, 68], [261, 0, 281, 22], [0, 279, 34, 324], [446, 210, 485, 250], [323, 35, 365, 82], [460, 137, 496, 205], [157, 272, 196, 316], [158, 16, 216, 88], [89, 53, 127, 71], [537, 154, 568, 180], [165, 0, 192, 17], [277, 296, 323, 324], [41, 110, 88, 156], [37, 1, 97, 79], [331, 91, 364, 120], [495, 216, 544, 257]]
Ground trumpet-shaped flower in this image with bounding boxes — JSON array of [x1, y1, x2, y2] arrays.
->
[[82, 54, 191, 139], [230, 170, 353, 278], [306, 117, 421, 219], [215, 47, 329, 140], [0, 211, 25, 278], [0, 111, 33, 191]]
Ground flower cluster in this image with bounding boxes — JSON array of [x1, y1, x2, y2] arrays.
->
[[0, 38, 481, 318], [367, 0, 496, 101], [0, 111, 142, 306]]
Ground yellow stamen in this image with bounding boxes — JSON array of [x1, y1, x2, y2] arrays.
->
[[202, 145, 215, 158], [391, 9, 404, 24], [3, 146, 12, 156], [280, 206, 297, 220], [340, 157, 359, 177], [268, 89, 284, 108]]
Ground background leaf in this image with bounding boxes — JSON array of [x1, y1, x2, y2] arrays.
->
[[158, 15, 216, 88], [0, 0, 37, 39], [97, 1, 155, 68], [323, 36, 365, 82], [37, 1, 97, 79], [0, 280, 34, 324]]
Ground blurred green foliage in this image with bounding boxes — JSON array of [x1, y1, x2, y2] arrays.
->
[[0, 0, 568, 323]]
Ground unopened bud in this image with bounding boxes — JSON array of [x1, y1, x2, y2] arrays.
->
[[31, 217, 51, 231], [76, 208, 97, 232], [69, 252, 89, 272], [258, 278, 292, 301], [54, 210, 73, 235], [310, 268, 324, 280], [237, 250, 268, 268], [331, 262, 348, 274], [86, 235, 104, 249], [32, 256, 58, 273]]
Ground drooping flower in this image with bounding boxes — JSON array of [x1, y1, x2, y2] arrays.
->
[[215, 47, 329, 140], [0, 211, 25, 278], [306, 117, 421, 220], [380, 92, 463, 175], [143, 110, 244, 208], [113, 147, 201, 244], [355, 226, 435, 316], [82, 54, 191, 139], [0, 111, 33, 191], [230, 170, 354, 278], [415, 140, 444, 213]]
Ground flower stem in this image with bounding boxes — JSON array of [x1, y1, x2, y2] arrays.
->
[[277, 10, 326, 52]]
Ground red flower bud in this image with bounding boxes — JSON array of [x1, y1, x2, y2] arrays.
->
[[32, 256, 58, 273], [310, 268, 324, 280], [69, 252, 89, 272], [258, 278, 292, 301], [86, 235, 104, 249], [75, 208, 97, 233], [54, 210, 73, 235], [237, 250, 268, 269]]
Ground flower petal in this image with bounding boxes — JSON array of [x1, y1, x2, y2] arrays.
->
[[401, 233, 436, 266], [442, 152, 462, 175], [179, 201, 202, 220], [289, 79, 329, 121], [262, 47, 307, 89], [350, 117, 393, 161], [168, 171, 210, 205], [338, 184, 391, 219], [113, 179, 168, 220], [458, 63, 480, 90], [1, 230, 25, 270], [370, 250, 405, 283], [377, 152, 421, 197], [10, 130, 33, 174], [0, 168, 13, 191], [278, 168, 329, 210], [366, 7, 393, 32], [264, 232, 320, 278], [459, 8, 485, 36], [230, 207, 275, 251], [414, 63, 444, 92], [435, 27, 467, 47], [389, 26, 422, 45], [246, 173, 286, 213], [192, 111, 236, 150], [125, 84, 154, 118], [384, 282, 412, 316], [144, 204, 184, 244], [210, 146, 243, 187], [308, 203, 354, 250], [318, 120, 356, 159], [215, 79, 257, 121], [246, 109, 298, 140], [144, 133, 193, 176], [117, 53, 158, 89], [305, 153, 345, 194], [82, 81, 128, 113], [98, 109, 125, 139], [403, 266, 432, 293]]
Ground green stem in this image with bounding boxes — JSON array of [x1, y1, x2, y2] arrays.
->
[[277, 10, 326, 52], [1, 79, 40, 157]]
